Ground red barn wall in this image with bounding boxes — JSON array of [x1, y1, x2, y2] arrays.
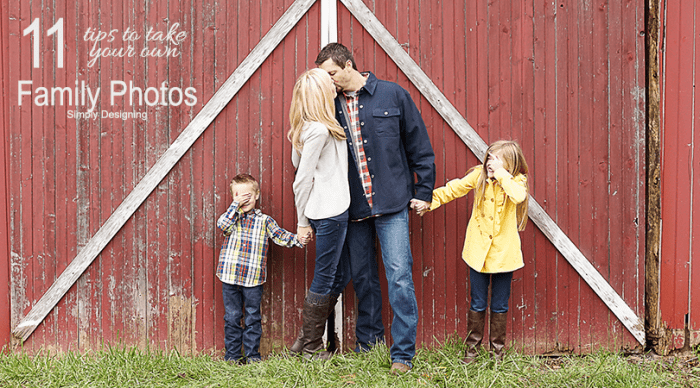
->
[[658, 0, 700, 352], [1, 0, 645, 355]]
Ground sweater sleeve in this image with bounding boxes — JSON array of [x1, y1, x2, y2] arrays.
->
[[292, 122, 329, 227]]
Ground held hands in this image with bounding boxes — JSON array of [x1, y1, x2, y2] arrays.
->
[[297, 225, 314, 247], [410, 198, 431, 217]]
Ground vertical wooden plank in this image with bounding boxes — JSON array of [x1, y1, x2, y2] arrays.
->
[[57, 0, 80, 352], [516, 0, 538, 355], [590, 0, 612, 352], [441, 0, 461, 339], [462, 0, 480, 339], [0, 0, 12, 349], [660, 0, 692, 336], [283, 2, 304, 351], [689, 0, 700, 334], [98, 0, 116, 348], [452, 0, 469, 339], [608, 0, 625, 349], [8, 0, 29, 348], [532, 0, 558, 354], [264, 0, 285, 351], [428, 0, 447, 346], [129, 0, 150, 350], [201, 0, 219, 354], [559, 0, 581, 353]]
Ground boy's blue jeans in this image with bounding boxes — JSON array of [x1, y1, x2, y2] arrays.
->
[[222, 282, 263, 362], [469, 269, 513, 313]]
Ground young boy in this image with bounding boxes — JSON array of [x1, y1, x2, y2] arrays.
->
[[216, 173, 307, 363]]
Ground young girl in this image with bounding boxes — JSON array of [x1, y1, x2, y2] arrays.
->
[[286, 68, 350, 359], [419, 140, 529, 362]]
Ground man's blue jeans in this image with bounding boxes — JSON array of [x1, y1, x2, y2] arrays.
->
[[345, 207, 418, 366], [222, 283, 263, 362], [309, 210, 348, 295], [469, 268, 513, 313]]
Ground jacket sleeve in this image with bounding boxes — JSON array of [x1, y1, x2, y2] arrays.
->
[[217, 201, 241, 236], [398, 89, 436, 202], [292, 122, 329, 227], [493, 168, 528, 204], [430, 168, 480, 211]]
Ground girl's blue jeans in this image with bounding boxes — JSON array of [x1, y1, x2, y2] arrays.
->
[[469, 268, 513, 313]]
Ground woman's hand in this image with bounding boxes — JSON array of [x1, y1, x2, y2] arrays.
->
[[297, 225, 314, 246]]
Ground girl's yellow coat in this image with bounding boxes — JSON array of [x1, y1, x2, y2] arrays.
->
[[430, 166, 528, 273]]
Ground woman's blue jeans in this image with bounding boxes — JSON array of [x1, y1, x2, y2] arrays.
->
[[469, 268, 513, 313], [308, 210, 349, 295], [222, 283, 263, 362]]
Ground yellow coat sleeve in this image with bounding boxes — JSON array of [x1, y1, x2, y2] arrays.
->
[[430, 167, 482, 211], [492, 168, 528, 204]]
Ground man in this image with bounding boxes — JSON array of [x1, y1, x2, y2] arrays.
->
[[316, 43, 436, 373]]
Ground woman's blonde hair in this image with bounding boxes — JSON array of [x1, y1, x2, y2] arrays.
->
[[471, 140, 530, 231], [287, 68, 345, 150]]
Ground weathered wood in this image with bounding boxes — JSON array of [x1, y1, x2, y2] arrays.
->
[[646, 0, 662, 354], [340, 0, 645, 345], [11, 0, 316, 342]]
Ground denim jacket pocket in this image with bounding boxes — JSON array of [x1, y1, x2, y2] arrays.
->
[[372, 107, 401, 137]]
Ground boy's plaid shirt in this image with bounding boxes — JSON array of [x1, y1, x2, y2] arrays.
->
[[216, 201, 301, 286]]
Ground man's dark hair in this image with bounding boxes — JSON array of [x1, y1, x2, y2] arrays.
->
[[315, 43, 358, 70]]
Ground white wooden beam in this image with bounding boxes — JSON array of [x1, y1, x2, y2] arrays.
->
[[320, 0, 338, 46], [12, 0, 317, 343], [339, 0, 645, 345]]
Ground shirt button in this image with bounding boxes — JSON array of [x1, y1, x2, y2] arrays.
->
[[360, 122, 364, 126], [489, 235, 493, 239], [489, 216, 493, 220], [367, 157, 372, 161], [384, 111, 388, 115], [359, 105, 363, 108], [372, 192, 376, 196], [371, 174, 375, 178], [364, 140, 367, 144], [491, 198, 495, 202]]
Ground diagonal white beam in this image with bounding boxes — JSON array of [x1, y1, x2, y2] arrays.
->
[[340, 0, 645, 345], [12, 0, 318, 343]]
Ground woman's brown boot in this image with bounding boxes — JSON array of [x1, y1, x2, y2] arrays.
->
[[289, 292, 333, 359], [463, 310, 486, 364]]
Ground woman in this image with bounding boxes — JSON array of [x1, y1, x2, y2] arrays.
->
[[287, 68, 350, 358]]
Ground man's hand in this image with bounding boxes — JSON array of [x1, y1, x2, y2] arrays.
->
[[410, 198, 431, 216]]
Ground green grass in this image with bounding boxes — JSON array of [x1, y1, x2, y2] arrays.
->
[[1, 340, 698, 387]]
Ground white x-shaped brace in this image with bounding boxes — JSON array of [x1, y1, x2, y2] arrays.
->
[[13, 0, 645, 346]]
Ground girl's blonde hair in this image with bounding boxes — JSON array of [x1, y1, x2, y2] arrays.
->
[[287, 68, 346, 150], [471, 140, 529, 231]]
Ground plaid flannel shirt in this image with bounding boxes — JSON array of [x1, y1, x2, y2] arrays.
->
[[344, 90, 373, 208], [216, 201, 301, 286]]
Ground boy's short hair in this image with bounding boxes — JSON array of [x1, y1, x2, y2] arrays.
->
[[231, 173, 260, 193]]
